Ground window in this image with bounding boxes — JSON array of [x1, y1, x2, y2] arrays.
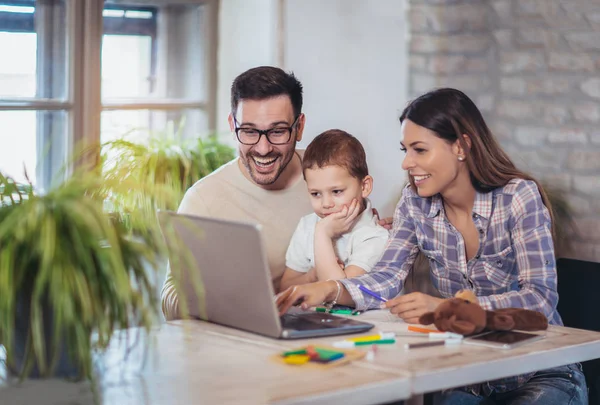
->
[[0, 0, 217, 190], [101, 1, 216, 144], [0, 0, 68, 187]]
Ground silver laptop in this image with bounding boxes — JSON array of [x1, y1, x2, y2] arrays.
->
[[157, 211, 374, 339]]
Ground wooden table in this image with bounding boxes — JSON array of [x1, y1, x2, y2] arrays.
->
[[334, 310, 600, 399], [97, 321, 411, 405], [0, 319, 411, 405], [2, 309, 600, 405]]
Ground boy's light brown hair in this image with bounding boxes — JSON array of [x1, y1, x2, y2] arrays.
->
[[302, 129, 369, 180]]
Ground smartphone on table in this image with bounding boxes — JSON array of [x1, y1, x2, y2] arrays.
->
[[464, 330, 546, 349]]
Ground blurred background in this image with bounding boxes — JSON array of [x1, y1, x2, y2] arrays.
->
[[1, 0, 599, 261]]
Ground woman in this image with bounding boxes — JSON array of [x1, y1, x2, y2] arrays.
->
[[276, 88, 587, 404]]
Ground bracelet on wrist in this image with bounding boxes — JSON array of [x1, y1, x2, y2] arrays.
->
[[323, 279, 342, 310]]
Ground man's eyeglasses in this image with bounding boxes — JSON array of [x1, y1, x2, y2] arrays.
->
[[234, 115, 300, 145]]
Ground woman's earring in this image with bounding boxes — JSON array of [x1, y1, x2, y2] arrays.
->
[[458, 156, 465, 161]]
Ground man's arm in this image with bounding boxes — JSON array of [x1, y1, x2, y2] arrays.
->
[[161, 267, 180, 320], [280, 267, 318, 291], [160, 186, 211, 321]]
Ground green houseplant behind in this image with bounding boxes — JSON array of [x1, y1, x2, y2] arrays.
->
[[100, 124, 235, 211], [0, 171, 175, 379]]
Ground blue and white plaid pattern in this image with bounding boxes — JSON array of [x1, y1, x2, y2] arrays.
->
[[340, 178, 562, 394]]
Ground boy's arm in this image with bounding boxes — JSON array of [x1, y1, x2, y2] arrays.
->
[[343, 265, 367, 278], [313, 199, 363, 280], [314, 226, 347, 280], [280, 267, 318, 291]]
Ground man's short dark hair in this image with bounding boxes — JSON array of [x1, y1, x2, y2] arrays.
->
[[230, 66, 303, 118], [302, 129, 369, 180]]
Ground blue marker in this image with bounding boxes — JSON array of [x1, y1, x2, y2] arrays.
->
[[358, 285, 388, 302]]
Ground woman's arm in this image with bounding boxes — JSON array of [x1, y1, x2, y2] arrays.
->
[[339, 192, 420, 310], [477, 181, 559, 321]]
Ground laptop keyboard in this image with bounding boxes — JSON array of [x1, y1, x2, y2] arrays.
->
[[280, 312, 347, 330]]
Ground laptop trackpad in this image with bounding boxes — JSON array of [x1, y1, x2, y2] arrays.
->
[[281, 312, 342, 330], [280, 310, 374, 339]]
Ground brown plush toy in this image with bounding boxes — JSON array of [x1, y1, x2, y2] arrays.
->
[[418, 290, 548, 336]]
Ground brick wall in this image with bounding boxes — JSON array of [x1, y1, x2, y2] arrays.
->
[[408, 0, 600, 261]]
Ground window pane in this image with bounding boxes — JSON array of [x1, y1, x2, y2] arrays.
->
[[0, 110, 66, 187], [0, 0, 68, 99], [101, 2, 207, 100], [0, 111, 36, 183], [102, 34, 153, 98], [0, 32, 36, 97], [101, 109, 208, 143]]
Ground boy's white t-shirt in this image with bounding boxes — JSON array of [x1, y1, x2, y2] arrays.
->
[[285, 199, 390, 273]]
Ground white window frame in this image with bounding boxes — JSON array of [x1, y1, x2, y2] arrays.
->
[[0, 0, 218, 190]]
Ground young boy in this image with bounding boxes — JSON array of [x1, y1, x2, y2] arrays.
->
[[280, 129, 389, 291]]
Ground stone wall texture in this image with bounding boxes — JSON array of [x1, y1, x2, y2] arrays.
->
[[408, 0, 600, 262]]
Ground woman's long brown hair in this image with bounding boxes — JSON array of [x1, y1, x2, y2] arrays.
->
[[399, 88, 555, 237]]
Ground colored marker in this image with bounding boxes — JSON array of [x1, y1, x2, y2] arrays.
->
[[403, 339, 462, 350], [347, 332, 396, 342], [329, 309, 353, 315], [407, 325, 441, 334], [333, 339, 396, 348], [426, 332, 463, 340], [358, 285, 388, 302], [390, 331, 463, 340], [316, 307, 359, 315]]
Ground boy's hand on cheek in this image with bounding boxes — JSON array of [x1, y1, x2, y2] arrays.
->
[[316, 199, 361, 238]]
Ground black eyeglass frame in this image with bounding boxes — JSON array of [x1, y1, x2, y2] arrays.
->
[[233, 115, 301, 145]]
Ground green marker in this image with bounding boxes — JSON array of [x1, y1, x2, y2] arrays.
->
[[329, 309, 353, 315], [282, 349, 307, 357], [332, 339, 396, 348]]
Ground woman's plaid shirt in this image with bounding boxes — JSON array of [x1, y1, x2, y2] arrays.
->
[[340, 178, 562, 394]]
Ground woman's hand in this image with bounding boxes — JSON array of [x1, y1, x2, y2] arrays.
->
[[384, 292, 444, 324], [316, 199, 361, 238], [372, 208, 393, 230], [276, 281, 338, 316]]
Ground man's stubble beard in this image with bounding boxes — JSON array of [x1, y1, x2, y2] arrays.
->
[[243, 146, 296, 186]]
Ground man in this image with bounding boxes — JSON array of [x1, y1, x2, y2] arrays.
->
[[161, 66, 311, 320], [161, 66, 390, 320]]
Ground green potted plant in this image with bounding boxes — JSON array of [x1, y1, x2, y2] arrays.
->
[[0, 171, 177, 380], [100, 122, 235, 211]]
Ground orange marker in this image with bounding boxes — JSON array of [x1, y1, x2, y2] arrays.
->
[[407, 325, 441, 334]]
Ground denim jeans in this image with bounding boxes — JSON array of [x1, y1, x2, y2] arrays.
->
[[432, 364, 588, 405]]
